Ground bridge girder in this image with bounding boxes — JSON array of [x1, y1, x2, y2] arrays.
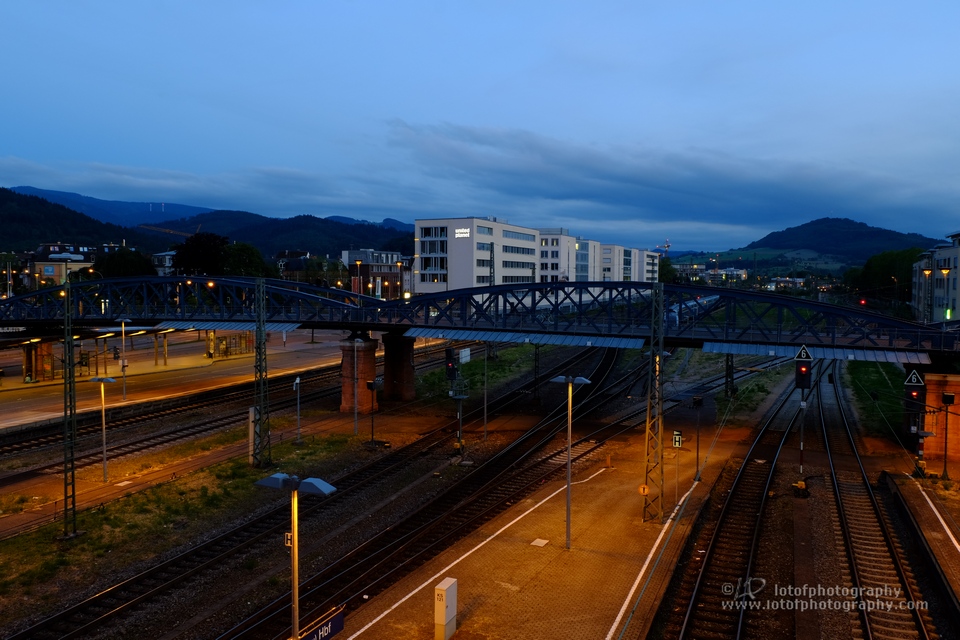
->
[[0, 278, 953, 355]]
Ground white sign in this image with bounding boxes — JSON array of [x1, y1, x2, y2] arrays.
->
[[459, 348, 470, 364], [454, 228, 471, 238]]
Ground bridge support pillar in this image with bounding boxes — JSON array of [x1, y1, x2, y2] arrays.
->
[[340, 334, 379, 414], [382, 332, 416, 401]]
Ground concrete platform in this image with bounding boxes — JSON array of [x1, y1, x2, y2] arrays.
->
[[338, 424, 736, 640]]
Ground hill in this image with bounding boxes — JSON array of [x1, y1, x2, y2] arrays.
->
[[10, 186, 213, 227], [743, 218, 938, 263], [139, 211, 414, 259], [0, 188, 167, 253]]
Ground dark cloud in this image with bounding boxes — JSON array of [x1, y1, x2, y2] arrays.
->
[[386, 121, 958, 247]]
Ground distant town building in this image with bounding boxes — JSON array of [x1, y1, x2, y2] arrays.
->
[[342, 248, 405, 299], [912, 232, 960, 323], [152, 250, 177, 276]]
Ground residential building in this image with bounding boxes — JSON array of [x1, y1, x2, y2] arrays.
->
[[342, 248, 405, 299], [152, 251, 177, 276], [912, 233, 960, 323]]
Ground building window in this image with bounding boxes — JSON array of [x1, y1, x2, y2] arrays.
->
[[502, 275, 534, 284], [477, 242, 492, 252], [503, 260, 536, 269], [551, 251, 559, 258], [541, 239, 548, 246], [551, 239, 559, 246], [477, 226, 493, 236], [503, 229, 536, 242], [419, 226, 447, 238], [603, 258, 611, 264], [476, 275, 492, 284], [503, 245, 536, 255], [551, 263, 559, 270], [476, 259, 491, 268]]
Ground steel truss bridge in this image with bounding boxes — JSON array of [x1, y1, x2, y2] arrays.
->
[[0, 276, 953, 360]]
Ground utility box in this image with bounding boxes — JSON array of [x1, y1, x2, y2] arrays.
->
[[434, 577, 457, 640]]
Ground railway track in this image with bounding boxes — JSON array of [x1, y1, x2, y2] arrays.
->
[[817, 362, 938, 639], [6, 347, 602, 639], [653, 360, 957, 640], [0, 342, 469, 485], [663, 374, 801, 639]]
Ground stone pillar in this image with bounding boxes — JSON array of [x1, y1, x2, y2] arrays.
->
[[382, 332, 416, 401], [340, 335, 379, 414]]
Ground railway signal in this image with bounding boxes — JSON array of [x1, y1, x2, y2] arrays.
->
[[445, 348, 458, 380], [795, 362, 812, 389]]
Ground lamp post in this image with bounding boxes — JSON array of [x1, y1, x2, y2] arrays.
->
[[396, 261, 403, 300], [255, 473, 336, 640], [293, 376, 302, 443], [943, 393, 954, 481], [90, 377, 116, 482], [118, 318, 131, 400], [922, 268, 933, 324], [941, 267, 952, 326], [366, 379, 383, 447], [355, 259, 362, 295], [549, 375, 591, 550]]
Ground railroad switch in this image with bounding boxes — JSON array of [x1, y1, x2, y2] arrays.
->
[[792, 480, 809, 498]]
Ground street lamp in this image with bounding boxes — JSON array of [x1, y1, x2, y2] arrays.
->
[[366, 379, 383, 447], [293, 377, 302, 443], [90, 377, 116, 482], [922, 268, 933, 324], [396, 261, 403, 299], [941, 267, 952, 325], [118, 318, 131, 400], [943, 393, 954, 481], [549, 375, 592, 549], [355, 259, 362, 295], [255, 473, 336, 640]]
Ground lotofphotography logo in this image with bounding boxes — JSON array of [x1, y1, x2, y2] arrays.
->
[[720, 579, 928, 613]]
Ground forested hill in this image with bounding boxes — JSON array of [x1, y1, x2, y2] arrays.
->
[[0, 188, 165, 252], [743, 218, 939, 262]]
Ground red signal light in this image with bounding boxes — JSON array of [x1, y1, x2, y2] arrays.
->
[[860, 299, 867, 305]]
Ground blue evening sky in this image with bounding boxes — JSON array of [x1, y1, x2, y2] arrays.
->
[[2, 2, 958, 251]]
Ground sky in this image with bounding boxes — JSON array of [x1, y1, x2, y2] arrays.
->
[[2, 2, 959, 252]]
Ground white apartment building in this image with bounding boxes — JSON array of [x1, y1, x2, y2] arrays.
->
[[415, 217, 540, 294], [414, 217, 659, 295], [537, 228, 578, 283], [598, 245, 659, 283], [912, 232, 960, 323]]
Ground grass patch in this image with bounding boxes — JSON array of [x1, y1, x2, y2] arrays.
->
[[417, 343, 539, 398], [0, 431, 353, 612], [715, 366, 787, 427], [844, 361, 905, 438]]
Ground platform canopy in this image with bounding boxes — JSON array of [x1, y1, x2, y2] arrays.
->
[[702, 341, 930, 364], [154, 321, 302, 332], [404, 327, 646, 349]]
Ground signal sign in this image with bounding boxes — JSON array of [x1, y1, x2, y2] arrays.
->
[[795, 345, 813, 361], [904, 370, 925, 386]]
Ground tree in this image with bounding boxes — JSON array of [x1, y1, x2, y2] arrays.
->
[[658, 257, 678, 284], [223, 241, 277, 277], [93, 247, 157, 278], [172, 232, 230, 275]]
